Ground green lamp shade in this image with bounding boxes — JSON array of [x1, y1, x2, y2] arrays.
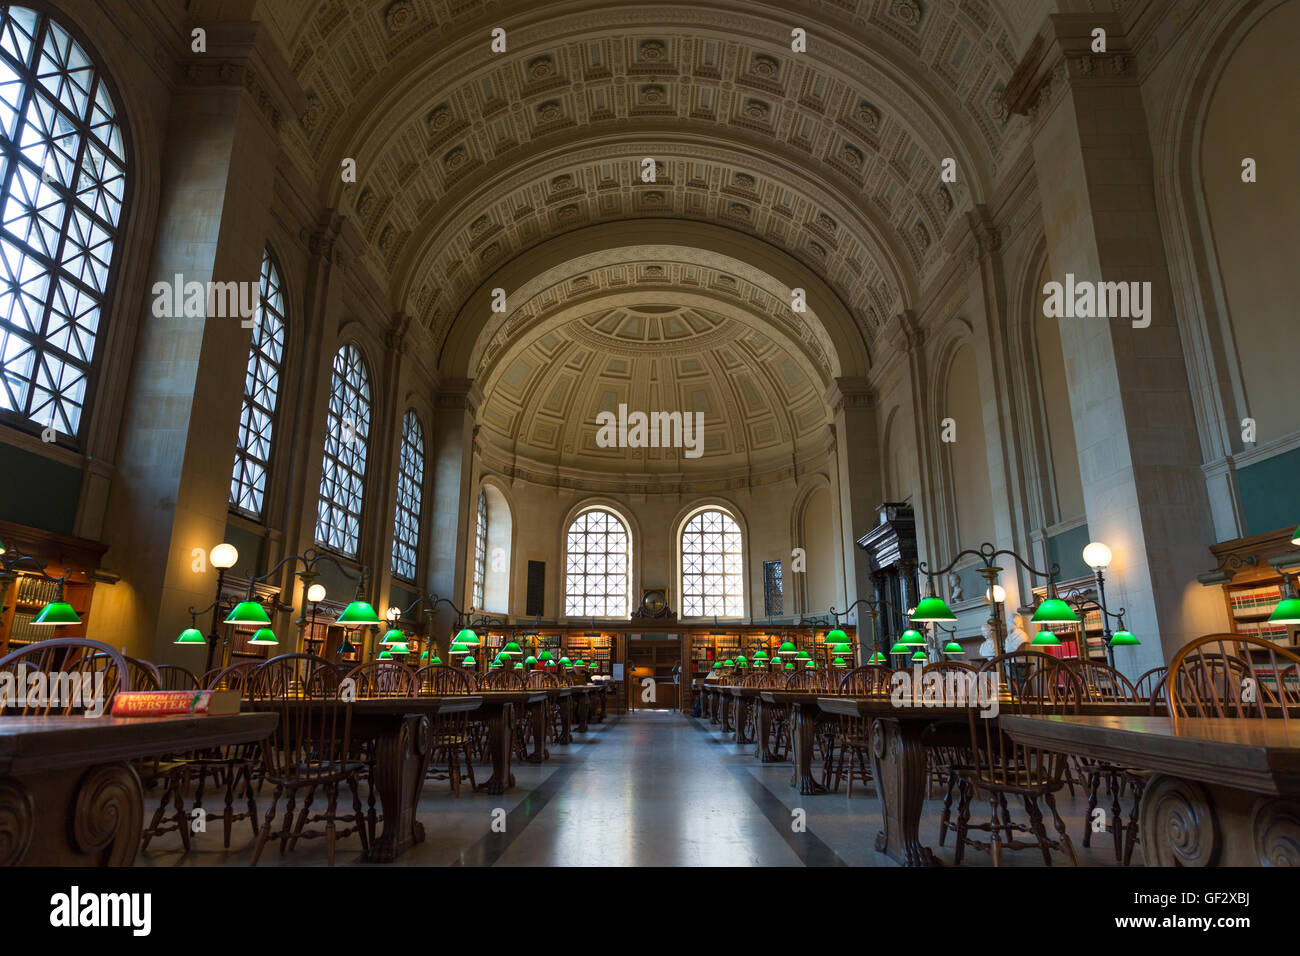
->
[[1031, 629, 1061, 646], [455, 628, 480, 647], [753, 650, 769, 661], [389, 642, 410, 655], [502, 641, 523, 657], [428, 655, 442, 665], [911, 649, 928, 661], [784, 662, 795, 669], [777, 641, 797, 656], [823, 628, 848, 646], [869, 652, 887, 664], [943, 641, 964, 655], [713, 661, 723, 669], [488, 662, 500, 669], [175, 627, 205, 645], [795, 650, 811, 660], [1108, 630, 1141, 647], [721, 659, 733, 666], [225, 600, 270, 625], [337, 601, 381, 626], [832, 657, 847, 667], [573, 658, 586, 667], [420, 649, 428, 660], [247, 627, 278, 645], [378, 648, 393, 660], [32, 600, 81, 626], [734, 654, 748, 665], [899, 628, 926, 647], [338, 638, 355, 655], [462, 655, 476, 666], [1031, 598, 1081, 625], [1269, 598, 1300, 626], [524, 655, 537, 666], [912, 595, 957, 623], [538, 650, 554, 662], [805, 659, 816, 668], [890, 640, 910, 654], [513, 662, 524, 669], [1293, 525, 1300, 546], [831, 642, 852, 655], [380, 628, 405, 645], [559, 656, 572, 666]]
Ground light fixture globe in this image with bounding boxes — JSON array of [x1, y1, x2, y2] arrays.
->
[[823, 628, 848, 646], [337, 600, 381, 626], [1082, 541, 1113, 570], [32, 601, 81, 626], [986, 585, 1007, 604], [455, 628, 480, 647], [225, 600, 270, 625], [175, 627, 205, 645], [912, 594, 956, 622], [1031, 598, 1081, 625], [306, 583, 327, 603], [1031, 629, 1061, 646], [899, 628, 926, 647], [1108, 630, 1140, 647], [209, 543, 239, 570]]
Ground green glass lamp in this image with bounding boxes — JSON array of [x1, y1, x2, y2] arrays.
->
[[912, 593, 957, 623], [1031, 592, 1081, 625], [380, 628, 405, 646], [524, 655, 538, 667], [889, 639, 911, 654], [831, 642, 852, 655], [823, 627, 848, 646], [225, 600, 270, 626], [559, 656, 572, 667], [455, 628, 481, 647], [1108, 629, 1140, 647], [449, 642, 468, 657], [1031, 628, 1061, 646], [868, 651, 887, 665], [513, 662, 524, 670], [722, 658, 734, 667], [502, 641, 523, 657], [389, 641, 410, 655], [752, 649, 770, 662], [943, 641, 964, 655], [832, 656, 847, 667], [795, 650, 811, 660], [777, 640, 797, 657], [784, 662, 795, 670], [32, 597, 81, 626], [713, 661, 723, 670], [911, 649, 928, 661], [427, 655, 442, 665], [247, 627, 278, 645], [573, 658, 586, 668], [378, 648, 394, 660], [805, 659, 816, 668], [337, 600, 381, 626], [899, 628, 926, 646], [337, 635, 356, 656], [175, 627, 205, 645], [538, 650, 554, 663], [462, 654, 477, 667], [1269, 576, 1300, 626], [1293, 525, 1300, 546], [735, 654, 748, 667]]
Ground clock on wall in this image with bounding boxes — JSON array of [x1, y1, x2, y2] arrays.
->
[[633, 587, 674, 620]]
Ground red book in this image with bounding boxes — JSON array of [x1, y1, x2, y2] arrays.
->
[[111, 689, 241, 717]]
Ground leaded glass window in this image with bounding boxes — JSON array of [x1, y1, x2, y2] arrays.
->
[[564, 508, 629, 617], [390, 409, 424, 580], [0, 6, 127, 440], [472, 490, 486, 609], [229, 247, 285, 518], [681, 509, 744, 617], [763, 559, 783, 616], [315, 344, 371, 556]]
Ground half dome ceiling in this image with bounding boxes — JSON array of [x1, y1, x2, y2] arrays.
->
[[254, 0, 1039, 360], [476, 305, 829, 484]]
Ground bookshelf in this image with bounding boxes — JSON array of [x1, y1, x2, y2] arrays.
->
[[0, 520, 108, 657], [562, 631, 614, 676], [1030, 578, 1107, 661], [1204, 527, 1299, 648]]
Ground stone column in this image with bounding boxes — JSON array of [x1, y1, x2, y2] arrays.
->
[[97, 27, 301, 662], [825, 378, 881, 630], [1006, 15, 1228, 671], [429, 380, 482, 654]]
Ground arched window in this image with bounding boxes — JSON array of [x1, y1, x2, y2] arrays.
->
[[390, 409, 424, 581], [681, 509, 744, 617], [0, 6, 127, 441], [565, 507, 630, 618], [315, 344, 371, 557], [472, 490, 486, 609], [229, 247, 285, 518]]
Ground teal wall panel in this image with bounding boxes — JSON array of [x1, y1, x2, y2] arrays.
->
[[0, 444, 82, 535]]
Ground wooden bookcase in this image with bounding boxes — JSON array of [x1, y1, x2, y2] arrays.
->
[[0, 520, 108, 656], [562, 631, 613, 676], [1206, 527, 1298, 648], [1029, 577, 1107, 662]]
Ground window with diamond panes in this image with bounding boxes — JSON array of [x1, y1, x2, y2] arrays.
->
[[0, 7, 127, 441], [315, 344, 371, 557], [564, 508, 630, 618], [228, 247, 285, 518], [681, 510, 744, 617], [389, 409, 424, 581], [472, 490, 486, 609], [763, 560, 783, 616]]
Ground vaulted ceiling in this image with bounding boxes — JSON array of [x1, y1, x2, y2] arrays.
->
[[254, 0, 1040, 363]]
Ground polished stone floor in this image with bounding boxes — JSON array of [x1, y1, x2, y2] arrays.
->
[[138, 709, 1142, 866]]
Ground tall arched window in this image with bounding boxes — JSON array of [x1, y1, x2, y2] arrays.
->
[[0, 6, 127, 441], [472, 490, 486, 609], [564, 507, 630, 618], [315, 344, 371, 557], [229, 247, 285, 518], [390, 409, 424, 580], [681, 509, 744, 617]]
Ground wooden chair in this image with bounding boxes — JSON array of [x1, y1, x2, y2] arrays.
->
[[341, 661, 417, 698], [155, 664, 201, 690], [952, 651, 1077, 867], [202, 659, 261, 692], [412, 666, 477, 794], [1167, 633, 1300, 720], [918, 661, 977, 845], [0, 637, 128, 715], [478, 669, 525, 689], [829, 666, 892, 796], [1133, 666, 1168, 711], [124, 655, 161, 690], [248, 654, 368, 865], [415, 664, 477, 695]]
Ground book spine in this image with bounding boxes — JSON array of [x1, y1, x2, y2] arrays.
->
[[111, 691, 213, 716]]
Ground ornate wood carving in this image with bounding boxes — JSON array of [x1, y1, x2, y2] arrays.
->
[[0, 780, 34, 866], [1252, 797, 1300, 867], [1138, 775, 1220, 867], [71, 763, 144, 867]]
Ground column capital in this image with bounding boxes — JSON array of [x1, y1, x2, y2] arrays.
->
[[824, 377, 874, 416], [1002, 14, 1133, 122], [176, 21, 306, 134], [436, 379, 483, 416], [883, 311, 924, 356]]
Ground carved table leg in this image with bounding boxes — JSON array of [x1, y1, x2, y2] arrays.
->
[[577, 693, 590, 733], [477, 704, 516, 796], [528, 699, 548, 763], [735, 697, 752, 745], [2, 763, 143, 866], [558, 696, 573, 744], [363, 715, 430, 862], [721, 695, 734, 734], [789, 703, 827, 796], [755, 699, 778, 762], [869, 717, 937, 866]]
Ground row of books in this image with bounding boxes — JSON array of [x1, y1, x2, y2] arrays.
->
[[1230, 585, 1284, 616], [6, 610, 48, 646], [12, 573, 62, 607]]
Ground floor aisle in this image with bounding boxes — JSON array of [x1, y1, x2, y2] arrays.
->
[[139, 709, 1140, 867]]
